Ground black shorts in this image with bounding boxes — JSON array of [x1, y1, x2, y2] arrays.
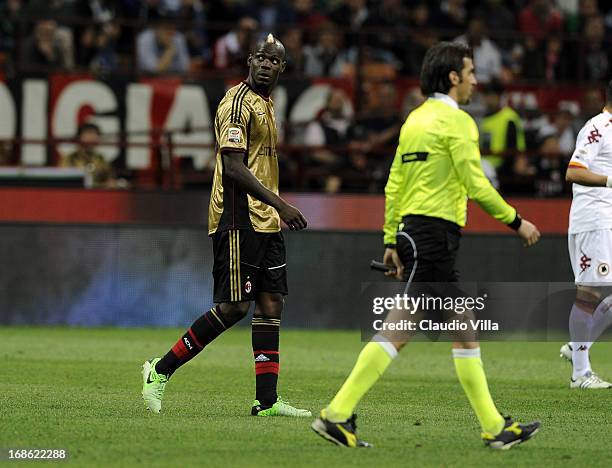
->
[[212, 229, 288, 303], [396, 215, 465, 330], [396, 215, 461, 283]]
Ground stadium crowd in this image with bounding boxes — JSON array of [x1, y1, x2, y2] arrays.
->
[[0, 0, 611, 194]]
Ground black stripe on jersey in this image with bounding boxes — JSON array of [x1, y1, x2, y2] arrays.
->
[[218, 115, 253, 232], [231, 84, 249, 124]]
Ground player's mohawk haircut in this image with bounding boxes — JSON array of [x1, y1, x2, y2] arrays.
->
[[266, 33, 275, 44]]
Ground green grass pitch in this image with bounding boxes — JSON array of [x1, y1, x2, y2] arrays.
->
[[1, 327, 611, 467]]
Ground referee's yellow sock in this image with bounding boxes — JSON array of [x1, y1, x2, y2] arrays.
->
[[325, 339, 397, 422], [453, 347, 504, 436]]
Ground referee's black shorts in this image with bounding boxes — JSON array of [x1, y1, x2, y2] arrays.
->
[[396, 215, 461, 283], [211, 229, 288, 303]]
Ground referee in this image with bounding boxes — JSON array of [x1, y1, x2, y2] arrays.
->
[[312, 42, 541, 449]]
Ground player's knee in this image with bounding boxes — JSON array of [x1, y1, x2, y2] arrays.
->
[[218, 302, 250, 323], [256, 293, 284, 319], [576, 287, 601, 314]]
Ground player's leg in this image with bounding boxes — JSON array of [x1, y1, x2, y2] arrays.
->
[[251, 292, 282, 409], [565, 231, 612, 388], [312, 308, 410, 447], [312, 218, 433, 447], [142, 300, 251, 413], [250, 232, 311, 416], [142, 229, 252, 412], [451, 339, 540, 449], [250, 291, 311, 417]]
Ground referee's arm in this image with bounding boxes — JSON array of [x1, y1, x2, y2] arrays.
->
[[383, 149, 403, 247], [448, 118, 516, 224], [382, 149, 405, 278], [449, 117, 541, 246]]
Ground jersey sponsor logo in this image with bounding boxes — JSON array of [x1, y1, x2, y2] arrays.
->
[[580, 251, 591, 273], [245, 280, 252, 293], [586, 125, 602, 145], [598, 263, 609, 276], [228, 127, 242, 143], [401, 151, 429, 163]]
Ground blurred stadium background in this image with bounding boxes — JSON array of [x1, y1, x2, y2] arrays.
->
[[2, 0, 610, 327]]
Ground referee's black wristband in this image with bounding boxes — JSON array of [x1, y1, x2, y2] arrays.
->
[[384, 243, 396, 249], [507, 213, 522, 231]]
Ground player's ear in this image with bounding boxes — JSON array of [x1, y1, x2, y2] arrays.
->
[[449, 70, 460, 86], [247, 54, 253, 66], [280, 60, 286, 73]]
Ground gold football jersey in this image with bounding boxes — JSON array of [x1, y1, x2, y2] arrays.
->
[[208, 82, 281, 235]]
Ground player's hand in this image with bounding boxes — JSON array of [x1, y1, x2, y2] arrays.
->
[[278, 202, 307, 231], [517, 219, 540, 247], [383, 248, 404, 280]]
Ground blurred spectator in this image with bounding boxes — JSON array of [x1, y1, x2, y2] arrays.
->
[[401, 87, 426, 119], [579, 15, 610, 81], [514, 35, 559, 80], [303, 88, 353, 192], [137, 17, 190, 75], [362, 0, 410, 65], [537, 107, 576, 155], [303, 22, 356, 78], [563, 0, 600, 33], [59, 123, 125, 189], [404, 2, 438, 75], [292, 0, 327, 37], [20, 19, 74, 71], [329, 0, 369, 45], [473, 0, 515, 49], [433, 0, 468, 38], [542, 36, 570, 81], [576, 88, 604, 130], [534, 133, 565, 196], [178, 0, 210, 66], [213, 16, 258, 70], [248, 0, 295, 36], [346, 82, 401, 191], [0, 0, 23, 54], [139, 0, 185, 19], [518, 0, 563, 40], [281, 28, 304, 74], [479, 80, 529, 184], [22, 0, 75, 21], [205, 0, 249, 45], [454, 16, 501, 83], [77, 22, 121, 73]]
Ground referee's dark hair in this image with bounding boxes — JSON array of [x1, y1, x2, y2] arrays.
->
[[420, 42, 473, 96], [607, 79, 612, 105]]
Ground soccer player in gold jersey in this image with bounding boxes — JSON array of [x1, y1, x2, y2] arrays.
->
[[142, 34, 310, 417]]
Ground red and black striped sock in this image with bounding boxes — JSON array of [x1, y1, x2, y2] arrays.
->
[[252, 316, 281, 406], [155, 306, 232, 377]]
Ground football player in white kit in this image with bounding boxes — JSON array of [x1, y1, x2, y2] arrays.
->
[[562, 80, 612, 388]]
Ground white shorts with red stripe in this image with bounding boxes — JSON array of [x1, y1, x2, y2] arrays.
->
[[568, 229, 612, 286]]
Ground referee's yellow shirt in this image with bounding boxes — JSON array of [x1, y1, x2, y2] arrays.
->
[[383, 94, 516, 245]]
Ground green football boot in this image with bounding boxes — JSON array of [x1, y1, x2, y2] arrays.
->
[[142, 358, 168, 414], [251, 397, 312, 417]]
